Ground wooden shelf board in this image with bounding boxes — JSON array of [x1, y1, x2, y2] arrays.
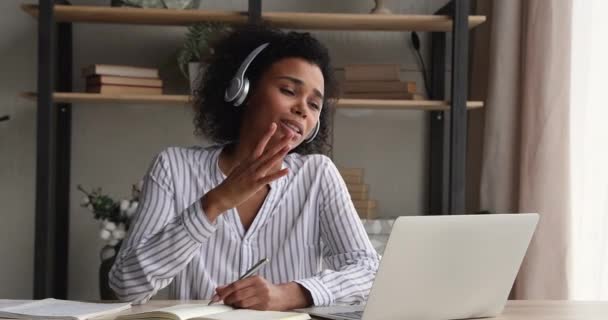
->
[[21, 4, 486, 31], [22, 92, 484, 110], [337, 98, 483, 110], [21, 92, 191, 105]]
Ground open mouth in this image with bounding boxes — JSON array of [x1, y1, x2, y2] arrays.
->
[[279, 120, 303, 137]]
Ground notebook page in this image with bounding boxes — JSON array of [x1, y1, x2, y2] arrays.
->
[[0, 300, 31, 309], [193, 309, 310, 320], [155, 304, 233, 320], [0, 298, 131, 320]]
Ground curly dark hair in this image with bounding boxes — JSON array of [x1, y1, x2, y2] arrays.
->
[[193, 24, 338, 155]]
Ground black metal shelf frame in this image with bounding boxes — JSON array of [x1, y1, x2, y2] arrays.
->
[[33, 0, 471, 298]]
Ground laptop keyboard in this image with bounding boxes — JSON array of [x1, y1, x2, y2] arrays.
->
[[329, 310, 364, 319]]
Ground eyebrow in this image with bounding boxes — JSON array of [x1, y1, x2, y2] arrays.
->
[[276, 76, 324, 100]]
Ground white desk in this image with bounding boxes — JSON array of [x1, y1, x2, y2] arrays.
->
[[91, 300, 608, 320]]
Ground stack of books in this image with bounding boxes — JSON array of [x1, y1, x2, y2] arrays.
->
[[83, 64, 163, 95], [341, 64, 422, 100], [338, 166, 378, 219]]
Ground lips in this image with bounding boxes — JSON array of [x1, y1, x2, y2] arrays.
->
[[280, 119, 303, 137]]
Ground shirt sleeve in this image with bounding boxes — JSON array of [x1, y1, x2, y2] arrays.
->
[[295, 156, 380, 306], [108, 150, 218, 304]]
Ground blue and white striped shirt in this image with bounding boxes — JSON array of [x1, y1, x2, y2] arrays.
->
[[109, 145, 380, 306]]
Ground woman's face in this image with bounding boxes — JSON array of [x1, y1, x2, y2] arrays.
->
[[243, 57, 325, 149]]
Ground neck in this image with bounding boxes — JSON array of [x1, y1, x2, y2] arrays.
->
[[219, 142, 253, 175]]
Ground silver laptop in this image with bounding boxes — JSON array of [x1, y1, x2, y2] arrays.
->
[[300, 213, 539, 320]]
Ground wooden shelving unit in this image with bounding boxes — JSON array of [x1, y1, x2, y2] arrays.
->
[[21, 4, 486, 31], [24, 1, 485, 299], [21, 92, 484, 111]]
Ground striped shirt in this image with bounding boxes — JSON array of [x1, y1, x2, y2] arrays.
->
[[109, 145, 380, 306]]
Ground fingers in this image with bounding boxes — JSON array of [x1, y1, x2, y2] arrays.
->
[[215, 276, 274, 309], [266, 128, 294, 155], [222, 286, 258, 306], [253, 122, 277, 159], [238, 297, 269, 310], [252, 129, 292, 172], [216, 276, 259, 300], [255, 146, 290, 177], [259, 168, 289, 186]]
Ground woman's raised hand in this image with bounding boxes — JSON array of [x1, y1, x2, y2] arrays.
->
[[202, 122, 292, 221]]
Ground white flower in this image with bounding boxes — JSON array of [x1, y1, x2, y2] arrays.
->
[[119, 200, 130, 212], [126, 201, 138, 217], [100, 247, 116, 260], [100, 229, 111, 241], [108, 239, 119, 246], [112, 229, 126, 240], [104, 221, 117, 231], [80, 196, 90, 206]]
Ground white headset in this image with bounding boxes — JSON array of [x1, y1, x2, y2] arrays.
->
[[224, 42, 320, 143]]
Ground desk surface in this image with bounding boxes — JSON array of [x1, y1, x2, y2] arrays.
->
[[90, 300, 608, 320], [496, 300, 608, 319]]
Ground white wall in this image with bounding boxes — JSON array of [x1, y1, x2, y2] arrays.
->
[[0, 0, 37, 299], [0, 0, 449, 300]]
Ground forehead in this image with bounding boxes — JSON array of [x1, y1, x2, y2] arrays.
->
[[264, 58, 324, 92]]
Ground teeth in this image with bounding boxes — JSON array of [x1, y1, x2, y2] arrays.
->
[[283, 121, 301, 134]]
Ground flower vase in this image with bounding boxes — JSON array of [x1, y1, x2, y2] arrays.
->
[[370, 0, 392, 14], [99, 244, 121, 300]]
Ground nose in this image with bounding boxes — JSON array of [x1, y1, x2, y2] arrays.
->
[[291, 101, 308, 119]]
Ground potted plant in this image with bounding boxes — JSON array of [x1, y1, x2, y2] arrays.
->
[[78, 182, 142, 300], [176, 22, 231, 94]]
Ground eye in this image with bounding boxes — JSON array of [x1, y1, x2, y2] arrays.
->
[[308, 101, 321, 110], [280, 88, 295, 96]]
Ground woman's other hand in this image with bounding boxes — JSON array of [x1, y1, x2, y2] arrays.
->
[[214, 275, 312, 311], [202, 122, 292, 221]]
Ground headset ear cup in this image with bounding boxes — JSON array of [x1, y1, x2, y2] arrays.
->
[[225, 42, 269, 107], [233, 78, 250, 107], [224, 77, 242, 103]]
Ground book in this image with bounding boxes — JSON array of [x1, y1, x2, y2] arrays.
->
[[0, 298, 131, 320], [354, 200, 377, 210], [342, 92, 424, 100], [346, 183, 369, 194], [344, 64, 401, 81], [87, 75, 163, 87], [340, 169, 364, 183], [338, 167, 364, 177], [350, 190, 369, 201], [341, 80, 416, 93], [82, 64, 159, 79], [86, 85, 163, 95], [115, 304, 310, 320], [342, 174, 363, 184]]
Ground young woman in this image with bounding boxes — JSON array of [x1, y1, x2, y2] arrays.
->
[[109, 25, 379, 311]]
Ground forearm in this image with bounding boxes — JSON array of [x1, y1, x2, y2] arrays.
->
[[278, 282, 314, 310], [109, 216, 202, 303], [295, 254, 378, 306], [110, 196, 219, 303], [201, 188, 230, 223]]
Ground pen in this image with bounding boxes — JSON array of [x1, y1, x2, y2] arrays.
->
[[208, 257, 270, 305]]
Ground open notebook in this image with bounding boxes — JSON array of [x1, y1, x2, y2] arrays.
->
[[115, 304, 310, 320], [0, 298, 131, 320]]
